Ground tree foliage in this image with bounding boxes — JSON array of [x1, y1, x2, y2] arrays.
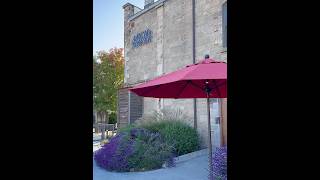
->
[[93, 48, 124, 122]]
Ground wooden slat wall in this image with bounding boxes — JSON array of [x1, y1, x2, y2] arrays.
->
[[117, 88, 144, 129], [129, 91, 143, 123], [117, 88, 129, 129]]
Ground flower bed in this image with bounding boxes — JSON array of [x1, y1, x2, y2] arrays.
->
[[94, 109, 201, 172], [94, 128, 175, 172]]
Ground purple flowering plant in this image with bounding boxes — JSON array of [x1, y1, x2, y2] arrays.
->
[[211, 146, 227, 180], [94, 132, 135, 172], [94, 127, 175, 172], [94, 133, 123, 170]]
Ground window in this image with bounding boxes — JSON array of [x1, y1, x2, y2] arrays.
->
[[222, 2, 227, 48]]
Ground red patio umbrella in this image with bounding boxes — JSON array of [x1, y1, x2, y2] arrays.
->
[[129, 55, 227, 179]]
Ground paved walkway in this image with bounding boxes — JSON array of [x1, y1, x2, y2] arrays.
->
[[93, 152, 209, 180]]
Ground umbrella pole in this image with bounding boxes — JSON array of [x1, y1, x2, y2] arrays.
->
[[207, 94, 214, 180]]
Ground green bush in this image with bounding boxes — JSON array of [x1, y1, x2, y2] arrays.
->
[[108, 112, 117, 124], [141, 120, 200, 156], [135, 109, 200, 156], [116, 108, 200, 161]]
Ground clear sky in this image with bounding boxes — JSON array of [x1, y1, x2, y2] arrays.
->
[[93, 0, 144, 55]]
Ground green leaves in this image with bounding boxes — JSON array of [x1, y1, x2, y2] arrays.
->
[[127, 128, 174, 171], [93, 48, 124, 115], [140, 118, 200, 156], [136, 109, 200, 156]]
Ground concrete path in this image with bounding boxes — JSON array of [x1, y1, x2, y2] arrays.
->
[[93, 152, 209, 180]]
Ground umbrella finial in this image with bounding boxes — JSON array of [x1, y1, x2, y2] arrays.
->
[[205, 54, 209, 59]]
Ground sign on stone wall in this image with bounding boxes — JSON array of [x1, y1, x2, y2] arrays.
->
[[132, 29, 152, 48]]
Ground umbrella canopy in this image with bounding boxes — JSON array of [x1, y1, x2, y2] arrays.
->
[[129, 56, 227, 179], [130, 58, 227, 98]]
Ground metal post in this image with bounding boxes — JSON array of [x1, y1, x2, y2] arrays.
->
[[101, 125, 105, 140], [205, 80, 214, 180], [112, 124, 115, 137], [207, 95, 214, 180]]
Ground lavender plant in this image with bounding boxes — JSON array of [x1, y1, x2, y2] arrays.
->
[[211, 146, 227, 180], [93, 134, 124, 170], [94, 127, 175, 172]]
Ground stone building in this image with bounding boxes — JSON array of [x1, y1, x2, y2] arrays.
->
[[118, 0, 227, 148]]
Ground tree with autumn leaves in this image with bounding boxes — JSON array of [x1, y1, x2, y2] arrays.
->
[[93, 48, 124, 124]]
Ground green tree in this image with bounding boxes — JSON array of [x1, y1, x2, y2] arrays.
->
[[93, 48, 124, 123]]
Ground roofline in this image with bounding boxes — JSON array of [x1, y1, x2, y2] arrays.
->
[[128, 0, 167, 21], [122, 3, 133, 9], [123, 3, 142, 10]]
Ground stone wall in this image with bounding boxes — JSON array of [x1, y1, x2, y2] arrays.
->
[[194, 0, 228, 148]]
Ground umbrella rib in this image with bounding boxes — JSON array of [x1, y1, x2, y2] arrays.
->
[[212, 80, 221, 97], [189, 80, 225, 96], [189, 80, 225, 89], [189, 81, 204, 91], [175, 80, 191, 98], [140, 85, 161, 97]]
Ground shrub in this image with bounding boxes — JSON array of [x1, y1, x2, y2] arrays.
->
[[212, 146, 227, 180], [94, 108, 200, 172], [140, 119, 200, 156], [136, 108, 200, 156], [112, 135, 135, 171], [108, 112, 117, 124], [128, 128, 175, 171], [117, 124, 136, 133], [136, 108, 190, 126], [94, 127, 175, 172], [94, 133, 135, 172], [94, 134, 123, 170]]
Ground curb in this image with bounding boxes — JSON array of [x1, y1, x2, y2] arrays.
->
[[93, 146, 209, 165], [174, 148, 208, 164]]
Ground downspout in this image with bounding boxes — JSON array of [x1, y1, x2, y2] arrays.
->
[[192, 0, 197, 129]]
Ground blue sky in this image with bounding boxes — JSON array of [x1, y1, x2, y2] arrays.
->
[[93, 0, 144, 55]]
